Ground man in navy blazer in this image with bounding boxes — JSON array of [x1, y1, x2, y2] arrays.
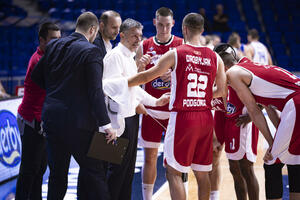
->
[[31, 12, 116, 200], [93, 10, 121, 55]]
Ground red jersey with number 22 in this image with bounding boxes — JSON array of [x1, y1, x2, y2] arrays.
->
[[169, 44, 218, 112]]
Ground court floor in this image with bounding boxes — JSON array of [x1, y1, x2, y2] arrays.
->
[[0, 139, 290, 200], [0, 118, 290, 200], [153, 136, 290, 200]]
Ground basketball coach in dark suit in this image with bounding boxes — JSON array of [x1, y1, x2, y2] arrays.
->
[[31, 12, 116, 200]]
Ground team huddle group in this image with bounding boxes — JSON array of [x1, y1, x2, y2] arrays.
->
[[15, 5, 299, 200]]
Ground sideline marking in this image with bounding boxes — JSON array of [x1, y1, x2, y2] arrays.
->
[[153, 181, 169, 200]]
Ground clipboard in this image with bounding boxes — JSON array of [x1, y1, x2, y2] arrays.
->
[[87, 132, 129, 165]]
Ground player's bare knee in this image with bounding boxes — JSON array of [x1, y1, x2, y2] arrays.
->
[[144, 148, 158, 160], [239, 159, 254, 178], [144, 156, 157, 166], [229, 160, 241, 176], [240, 166, 254, 180], [165, 165, 182, 181], [193, 171, 209, 183]]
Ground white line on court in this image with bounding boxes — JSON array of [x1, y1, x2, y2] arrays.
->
[[153, 181, 169, 200]]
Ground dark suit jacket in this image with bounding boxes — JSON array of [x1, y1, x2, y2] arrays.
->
[[93, 32, 107, 58], [31, 32, 110, 133]]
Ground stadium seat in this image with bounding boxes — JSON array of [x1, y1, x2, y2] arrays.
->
[[289, 44, 300, 56], [142, 20, 155, 34], [229, 21, 246, 32], [0, 0, 297, 95], [272, 43, 286, 57], [269, 32, 282, 44], [290, 55, 300, 70], [222, 31, 231, 43], [48, 8, 62, 19], [62, 8, 74, 21], [276, 55, 290, 67], [284, 32, 299, 45]]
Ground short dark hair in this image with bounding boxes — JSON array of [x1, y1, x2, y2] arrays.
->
[[38, 22, 60, 40], [214, 43, 237, 66], [183, 13, 204, 33], [156, 7, 173, 18], [100, 10, 121, 25], [76, 11, 99, 32], [248, 28, 259, 39], [219, 51, 236, 67], [120, 18, 143, 33]]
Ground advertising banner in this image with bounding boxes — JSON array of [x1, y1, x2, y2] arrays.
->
[[0, 98, 22, 183]]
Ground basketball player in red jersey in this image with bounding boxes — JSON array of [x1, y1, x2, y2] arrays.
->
[[135, 7, 184, 200], [213, 45, 260, 200], [217, 44, 300, 200], [129, 13, 227, 200]]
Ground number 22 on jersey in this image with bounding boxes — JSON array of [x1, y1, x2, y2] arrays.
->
[[187, 73, 208, 98]]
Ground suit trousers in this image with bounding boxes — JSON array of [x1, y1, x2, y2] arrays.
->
[[15, 123, 47, 200], [107, 114, 139, 200], [46, 126, 110, 200]]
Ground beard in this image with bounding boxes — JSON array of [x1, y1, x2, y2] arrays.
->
[[108, 33, 117, 40], [104, 29, 117, 41]]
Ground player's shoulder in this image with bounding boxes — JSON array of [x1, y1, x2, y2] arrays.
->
[[205, 46, 217, 54], [198, 45, 218, 59], [143, 36, 155, 45], [172, 35, 184, 43], [174, 43, 190, 52], [226, 64, 252, 83], [176, 43, 213, 52], [226, 65, 243, 76]]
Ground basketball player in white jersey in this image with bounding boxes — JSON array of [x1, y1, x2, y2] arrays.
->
[[129, 13, 227, 200], [246, 29, 272, 65], [135, 7, 186, 200], [217, 44, 300, 200]]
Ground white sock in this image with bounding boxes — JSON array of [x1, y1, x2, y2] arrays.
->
[[183, 181, 189, 198], [210, 190, 220, 200], [142, 183, 154, 200]]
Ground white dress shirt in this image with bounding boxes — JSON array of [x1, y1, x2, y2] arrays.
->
[[102, 43, 157, 135], [98, 39, 112, 132], [103, 38, 112, 52]]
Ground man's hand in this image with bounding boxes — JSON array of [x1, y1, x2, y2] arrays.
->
[[236, 113, 251, 128], [136, 104, 147, 115], [156, 92, 170, 106], [160, 69, 171, 82], [263, 147, 273, 162], [104, 128, 117, 144], [137, 54, 151, 72]]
